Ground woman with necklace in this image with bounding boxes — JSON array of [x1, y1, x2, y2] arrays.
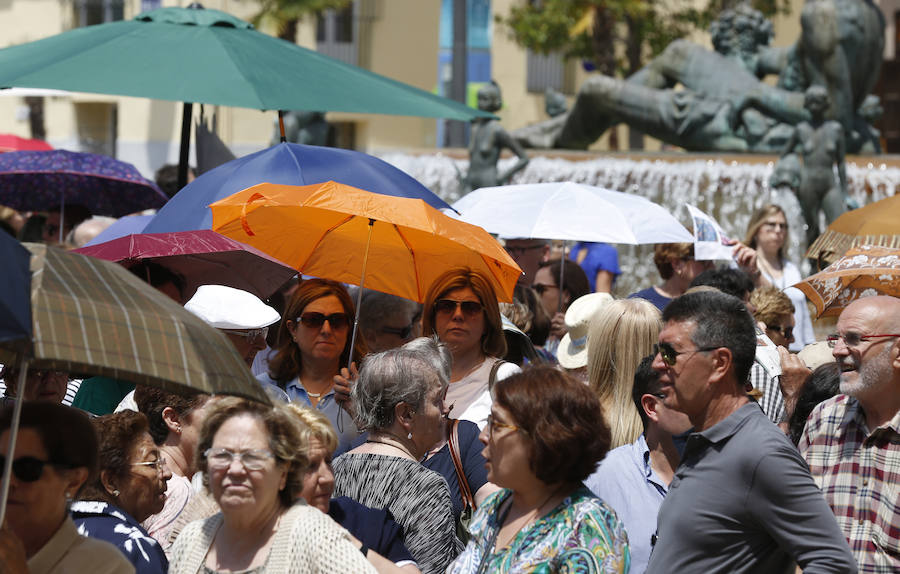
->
[[421, 268, 520, 430], [332, 339, 463, 574], [257, 279, 367, 454], [744, 204, 814, 350], [447, 367, 629, 574]]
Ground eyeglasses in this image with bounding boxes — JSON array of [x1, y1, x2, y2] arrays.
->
[[204, 447, 276, 471], [531, 283, 557, 296], [486, 414, 523, 437], [297, 312, 351, 330], [0, 454, 72, 482], [505, 244, 545, 257], [762, 221, 788, 231], [647, 392, 667, 400], [28, 369, 67, 379], [380, 323, 413, 339], [826, 333, 900, 349], [221, 327, 268, 342], [766, 325, 794, 339], [653, 342, 721, 367], [434, 299, 484, 317], [131, 457, 167, 473]]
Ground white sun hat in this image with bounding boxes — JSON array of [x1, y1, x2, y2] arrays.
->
[[557, 292, 614, 369], [185, 284, 280, 330]]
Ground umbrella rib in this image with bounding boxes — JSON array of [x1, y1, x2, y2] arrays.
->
[[295, 214, 356, 272], [391, 224, 421, 300]]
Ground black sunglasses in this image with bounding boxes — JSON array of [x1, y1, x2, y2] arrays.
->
[[434, 299, 484, 317], [297, 312, 351, 330], [653, 342, 721, 367], [0, 454, 71, 482]]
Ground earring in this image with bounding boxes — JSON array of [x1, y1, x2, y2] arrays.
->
[[407, 432, 412, 440], [65, 491, 72, 502], [112, 489, 120, 497], [175, 424, 182, 434]]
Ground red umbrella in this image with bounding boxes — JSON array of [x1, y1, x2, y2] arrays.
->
[[73, 229, 296, 300], [0, 134, 52, 152]]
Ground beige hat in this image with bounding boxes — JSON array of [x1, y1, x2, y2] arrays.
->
[[558, 292, 614, 369], [798, 341, 835, 370], [185, 285, 280, 330]]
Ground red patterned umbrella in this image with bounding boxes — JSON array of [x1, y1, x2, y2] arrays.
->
[[793, 245, 900, 318], [0, 134, 52, 152]]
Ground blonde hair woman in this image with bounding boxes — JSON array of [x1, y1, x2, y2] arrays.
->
[[587, 299, 662, 449]]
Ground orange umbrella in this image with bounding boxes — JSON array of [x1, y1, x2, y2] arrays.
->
[[807, 194, 900, 261], [793, 245, 900, 318], [209, 181, 521, 304]]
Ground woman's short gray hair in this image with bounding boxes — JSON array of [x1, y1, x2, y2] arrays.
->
[[352, 337, 450, 431]]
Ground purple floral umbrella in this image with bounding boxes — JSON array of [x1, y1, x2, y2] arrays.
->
[[0, 150, 167, 217]]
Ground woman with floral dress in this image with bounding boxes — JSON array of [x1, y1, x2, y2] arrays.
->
[[447, 366, 629, 574]]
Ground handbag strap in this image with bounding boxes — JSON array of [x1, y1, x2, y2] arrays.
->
[[488, 359, 506, 392], [449, 418, 476, 511]]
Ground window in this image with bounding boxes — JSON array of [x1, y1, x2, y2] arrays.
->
[[526, 50, 572, 94], [316, 3, 357, 66], [75, 0, 125, 27]]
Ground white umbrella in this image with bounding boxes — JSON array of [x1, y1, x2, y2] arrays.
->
[[450, 181, 693, 244]]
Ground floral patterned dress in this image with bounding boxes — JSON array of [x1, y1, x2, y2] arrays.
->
[[446, 487, 630, 574]]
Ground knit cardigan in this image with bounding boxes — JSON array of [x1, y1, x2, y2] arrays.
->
[[168, 500, 376, 574]]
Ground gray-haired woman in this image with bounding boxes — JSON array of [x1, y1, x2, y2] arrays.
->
[[332, 338, 462, 574]]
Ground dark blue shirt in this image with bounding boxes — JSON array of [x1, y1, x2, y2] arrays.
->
[[422, 419, 489, 520], [328, 497, 416, 565], [71, 501, 168, 574], [628, 286, 672, 312]]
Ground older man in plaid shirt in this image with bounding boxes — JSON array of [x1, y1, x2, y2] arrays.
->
[[800, 296, 900, 573]]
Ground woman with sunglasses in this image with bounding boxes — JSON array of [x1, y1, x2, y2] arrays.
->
[[0, 402, 134, 574], [447, 367, 629, 574], [71, 411, 171, 574], [422, 268, 520, 428], [744, 204, 814, 350], [257, 279, 367, 455]]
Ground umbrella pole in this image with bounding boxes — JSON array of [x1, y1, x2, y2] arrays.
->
[[0, 355, 29, 527], [278, 111, 287, 143], [58, 191, 66, 244], [557, 240, 567, 313], [178, 102, 193, 190], [348, 218, 376, 372]]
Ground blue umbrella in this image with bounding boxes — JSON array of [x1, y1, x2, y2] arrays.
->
[[0, 232, 31, 351], [145, 143, 453, 233], [83, 214, 153, 247]]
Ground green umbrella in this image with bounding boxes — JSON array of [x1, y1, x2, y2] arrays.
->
[[0, 4, 488, 184]]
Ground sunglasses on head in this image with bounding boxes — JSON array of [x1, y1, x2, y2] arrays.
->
[[297, 312, 351, 330], [434, 299, 484, 317], [0, 454, 71, 482]]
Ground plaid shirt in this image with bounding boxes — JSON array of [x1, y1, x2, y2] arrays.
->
[[799, 395, 900, 573], [750, 361, 785, 424]]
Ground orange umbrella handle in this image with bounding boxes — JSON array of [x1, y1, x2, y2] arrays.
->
[[348, 218, 376, 371]]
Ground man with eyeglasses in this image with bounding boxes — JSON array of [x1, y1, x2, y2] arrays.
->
[[184, 285, 280, 367], [501, 237, 549, 287], [645, 290, 855, 574], [800, 296, 900, 573]]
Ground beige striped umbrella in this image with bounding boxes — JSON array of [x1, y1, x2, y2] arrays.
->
[[0, 243, 269, 402]]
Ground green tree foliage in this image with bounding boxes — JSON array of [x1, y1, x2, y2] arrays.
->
[[499, 0, 789, 77], [252, 0, 353, 41]]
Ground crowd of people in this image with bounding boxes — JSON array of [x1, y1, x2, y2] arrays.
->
[[1, 199, 898, 574]]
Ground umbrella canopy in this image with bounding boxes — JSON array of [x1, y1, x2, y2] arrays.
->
[[0, 150, 167, 216], [807, 194, 900, 261], [145, 143, 453, 233], [0, 134, 52, 152], [209, 181, 521, 303], [83, 214, 153, 247], [73, 229, 297, 300], [0, 243, 270, 402], [0, 233, 31, 351], [451, 181, 693, 244], [0, 6, 489, 119], [793, 245, 900, 318]]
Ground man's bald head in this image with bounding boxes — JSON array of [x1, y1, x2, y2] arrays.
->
[[844, 296, 900, 331]]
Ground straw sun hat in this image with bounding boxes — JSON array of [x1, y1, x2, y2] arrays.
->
[[557, 292, 614, 369]]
